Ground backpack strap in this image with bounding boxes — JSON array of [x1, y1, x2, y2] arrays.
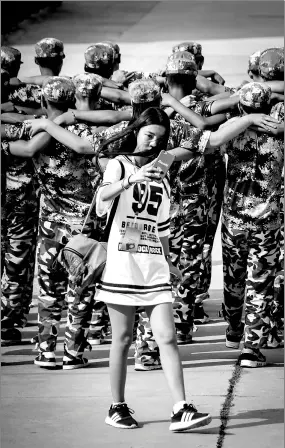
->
[[81, 159, 125, 236]]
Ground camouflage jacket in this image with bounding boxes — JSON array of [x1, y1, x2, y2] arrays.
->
[[32, 123, 102, 225], [8, 84, 41, 107], [221, 103, 284, 231]]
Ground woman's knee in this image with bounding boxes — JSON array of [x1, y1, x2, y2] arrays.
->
[[113, 331, 133, 349], [156, 328, 177, 347]]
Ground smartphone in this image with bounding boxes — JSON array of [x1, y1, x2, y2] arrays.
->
[[152, 150, 176, 183]]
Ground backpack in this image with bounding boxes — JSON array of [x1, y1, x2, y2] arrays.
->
[[57, 160, 125, 296]]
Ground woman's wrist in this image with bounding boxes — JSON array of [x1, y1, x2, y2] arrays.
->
[[128, 174, 136, 185]]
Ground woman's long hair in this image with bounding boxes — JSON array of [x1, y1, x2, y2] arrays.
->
[[98, 107, 170, 159]]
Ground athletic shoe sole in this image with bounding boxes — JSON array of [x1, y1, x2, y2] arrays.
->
[[225, 340, 241, 349], [62, 360, 89, 370], [239, 359, 267, 368], [134, 363, 162, 371], [169, 414, 212, 432], [34, 360, 57, 368], [105, 417, 138, 429], [87, 339, 103, 346]]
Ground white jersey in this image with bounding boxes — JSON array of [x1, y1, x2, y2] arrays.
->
[[95, 155, 173, 306]]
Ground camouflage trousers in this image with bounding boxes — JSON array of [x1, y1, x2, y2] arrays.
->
[[222, 223, 281, 349], [134, 307, 160, 367], [171, 180, 224, 336], [1, 206, 38, 328], [37, 219, 107, 357], [271, 195, 284, 326]]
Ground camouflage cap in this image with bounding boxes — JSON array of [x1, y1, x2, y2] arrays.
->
[[259, 47, 284, 80], [166, 51, 198, 76], [239, 81, 271, 109], [172, 41, 203, 56], [84, 44, 115, 69], [1, 46, 23, 71], [73, 73, 103, 97], [95, 41, 120, 60], [248, 50, 261, 73], [42, 76, 75, 103], [128, 78, 161, 104], [35, 37, 65, 58]]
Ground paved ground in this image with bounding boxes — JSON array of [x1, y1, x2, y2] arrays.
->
[[1, 2, 284, 447]]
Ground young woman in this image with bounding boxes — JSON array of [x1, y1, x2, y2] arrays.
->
[[94, 107, 212, 432]]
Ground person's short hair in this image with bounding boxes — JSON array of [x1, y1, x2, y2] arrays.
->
[[166, 73, 197, 93], [35, 55, 64, 71]]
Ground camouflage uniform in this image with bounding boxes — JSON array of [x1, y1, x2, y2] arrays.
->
[[165, 53, 226, 336], [95, 77, 211, 368], [221, 84, 284, 350], [28, 77, 104, 361], [1, 125, 39, 330]]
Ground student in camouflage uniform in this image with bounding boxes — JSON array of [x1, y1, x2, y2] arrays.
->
[[1, 65, 39, 346], [162, 51, 227, 334], [220, 82, 284, 368], [6, 76, 103, 369], [1, 46, 41, 110]]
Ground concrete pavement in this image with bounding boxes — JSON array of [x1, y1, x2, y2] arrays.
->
[[1, 297, 283, 448]]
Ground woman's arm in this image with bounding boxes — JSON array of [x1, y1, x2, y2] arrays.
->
[[8, 132, 51, 158], [198, 70, 225, 85], [100, 161, 161, 202], [100, 87, 131, 105], [167, 113, 280, 161], [196, 74, 227, 96], [1, 113, 39, 124], [56, 108, 132, 127], [28, 119, 95, 154], [161, 93, 226, 129]]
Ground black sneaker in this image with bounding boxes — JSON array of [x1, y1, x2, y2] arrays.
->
[[176, 332, 192, 345], [105, 403, 138, 429], [193, 304, 210, 325], [238, 348, 267, 368], [169, 403, 212, 432], [225, 323, 244, 349], [1, 327, 22, 346], [34, 351, 57, 368], [62, 354, 89, 370], [87, 330, 105, 346]]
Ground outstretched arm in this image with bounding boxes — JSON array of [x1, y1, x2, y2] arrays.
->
[[28, 119, 95, 154], [167, 114, 280, 161], [8, 132, 51, 157], [54, 108, 132, 127], [161, 93, 226, 129], [100, 87, 131, 105]]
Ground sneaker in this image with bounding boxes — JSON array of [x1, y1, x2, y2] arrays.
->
[[169, 403, 212, 432], [225, 323, 244, 349], [34, 351, 57, 368], [176, 333, 192, 345], [134, 360, 162, 371], [193, 304, 210, 325], [87, 331, 105, 346], [105, 403, 138, 429], [238, 348, 267, 368], [1, 327, 22, 346], [62, 354, 89, 370], [265, 331, 284, 349]]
